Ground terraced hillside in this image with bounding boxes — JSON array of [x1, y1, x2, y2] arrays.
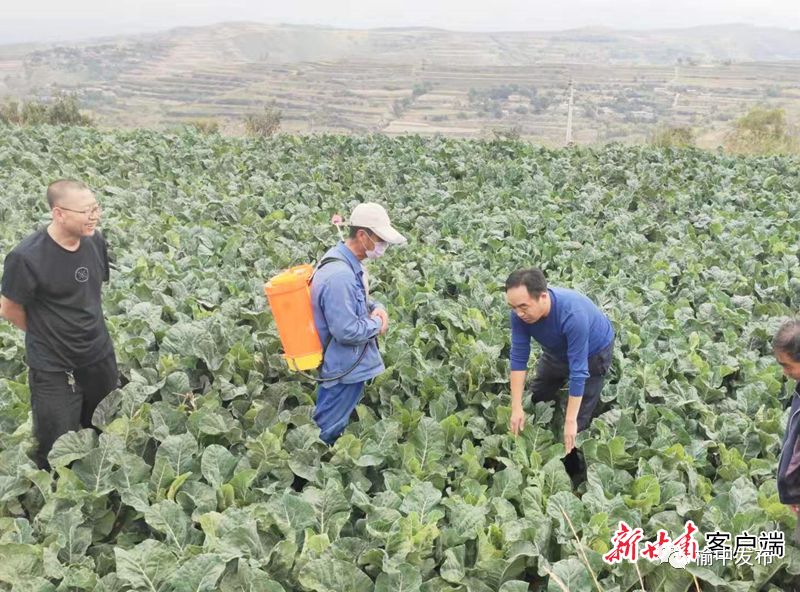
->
[[1, 23, 799, 145]]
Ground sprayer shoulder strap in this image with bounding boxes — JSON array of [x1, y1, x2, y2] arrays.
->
[[309, 256, 348, 284], [316, 256, 347, 271]]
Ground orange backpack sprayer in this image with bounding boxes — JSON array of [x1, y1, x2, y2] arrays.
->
[[263, 264, 322, 372], [264, 256, 373, 381]]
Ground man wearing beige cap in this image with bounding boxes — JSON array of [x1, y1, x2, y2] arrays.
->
[[310, 203, 406, 445]]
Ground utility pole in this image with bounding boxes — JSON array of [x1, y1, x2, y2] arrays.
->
[[671, 64, 680, 109], [565, 78, 574, 145]]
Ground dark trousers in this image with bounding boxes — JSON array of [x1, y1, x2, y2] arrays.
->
[[529, 340, 614, 480], [28, 353, 119, 469], [313, 381, 366, 446]]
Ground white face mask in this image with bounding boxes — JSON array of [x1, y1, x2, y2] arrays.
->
[[362, 234, 388, 260]]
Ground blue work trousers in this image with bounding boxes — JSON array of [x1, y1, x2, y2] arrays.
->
[[313, 381, 365, 445]]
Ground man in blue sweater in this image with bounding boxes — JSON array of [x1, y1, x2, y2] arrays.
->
[[505, 267, 615, 483], [311, 203, 406, 445]]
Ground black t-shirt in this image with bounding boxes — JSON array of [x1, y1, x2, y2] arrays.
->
[[1, 228, 113, 371]]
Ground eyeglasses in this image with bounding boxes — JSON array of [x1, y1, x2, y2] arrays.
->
[[57, 204, 103, 217]]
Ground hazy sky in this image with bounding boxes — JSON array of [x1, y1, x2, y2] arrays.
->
[[2, 0, 798, 44]]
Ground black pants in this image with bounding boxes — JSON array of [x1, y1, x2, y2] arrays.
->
[[529, 340, 614, 480], [28, 353, 119, 469], [529, 340, 614, 429]]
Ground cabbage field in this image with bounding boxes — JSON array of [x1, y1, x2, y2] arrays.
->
[[0, 126, 798, 591]]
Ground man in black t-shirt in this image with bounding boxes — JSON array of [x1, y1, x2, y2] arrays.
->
[[0, 179, 118, 469]]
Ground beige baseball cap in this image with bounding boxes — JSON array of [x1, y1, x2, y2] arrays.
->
[[349, 202, 407, 245]]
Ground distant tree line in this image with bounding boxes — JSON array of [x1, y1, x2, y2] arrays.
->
[[0, 94, 94, 126]]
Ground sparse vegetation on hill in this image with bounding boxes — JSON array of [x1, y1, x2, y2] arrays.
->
[[725, 107, 798, 155], [0, 94, 94, 127], [244, 104, 282, 137], [186, 119, 221, 134], [649, 126, 696, 148]]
